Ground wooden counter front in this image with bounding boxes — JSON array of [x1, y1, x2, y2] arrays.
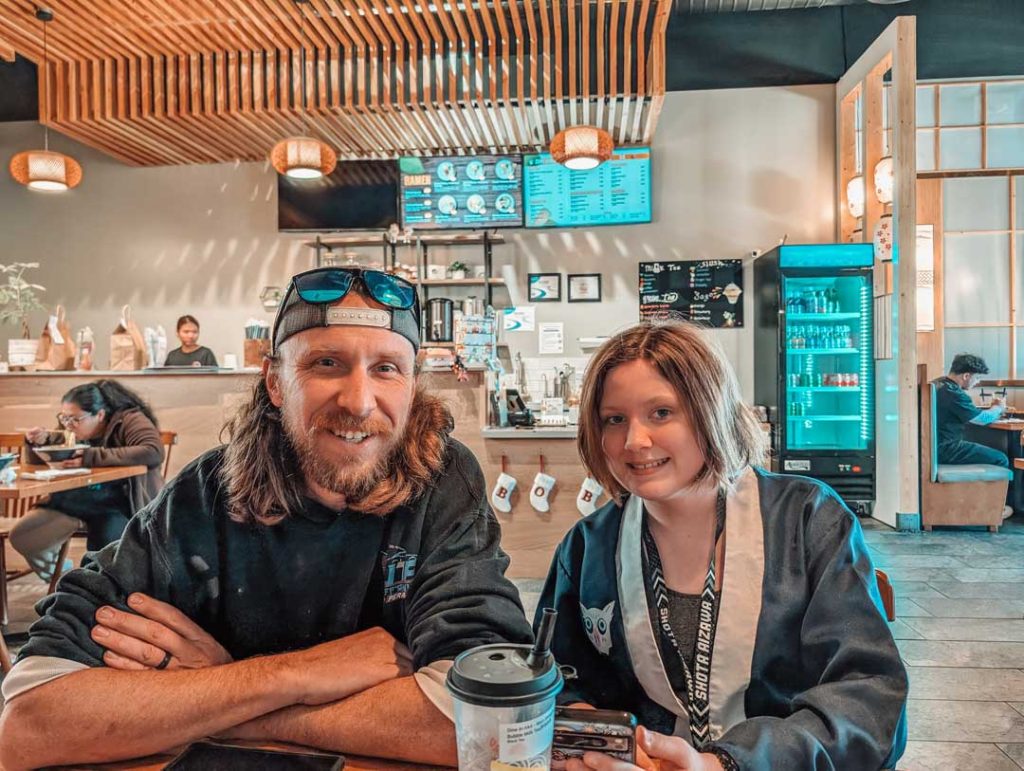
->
[[427, 372, 586, 580], [0, 370, 584, 579]]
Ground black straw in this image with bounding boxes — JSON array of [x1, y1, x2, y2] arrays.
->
[[527, 608, 557, 668]]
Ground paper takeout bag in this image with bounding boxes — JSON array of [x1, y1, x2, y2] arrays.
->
[[243, 338, 271, 368], [110, 305, 148, 371], [35, 305, 76, 371]]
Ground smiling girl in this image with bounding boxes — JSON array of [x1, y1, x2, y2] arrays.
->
[[536, 320, 907, 771]]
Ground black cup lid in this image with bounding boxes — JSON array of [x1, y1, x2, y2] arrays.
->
[[446, 643, 564, 708]]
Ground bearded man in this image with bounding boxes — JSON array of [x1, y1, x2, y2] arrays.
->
[[0, 268, 533, 769]]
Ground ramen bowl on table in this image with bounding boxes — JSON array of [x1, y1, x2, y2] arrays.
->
[[32, 444, 90, 468]]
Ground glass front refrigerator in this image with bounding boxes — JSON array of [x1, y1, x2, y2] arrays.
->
[[753, 244, 875, 515]]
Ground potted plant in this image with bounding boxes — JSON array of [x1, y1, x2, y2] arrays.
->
[[449, 261, 469, 280], [0, 262, 46, 367]]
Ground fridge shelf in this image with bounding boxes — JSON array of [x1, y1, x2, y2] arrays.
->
[[789, 387, 861, 393], [787, 415, 862, 422], [787, 313, 862, 322], [786, 348, 859, 355]]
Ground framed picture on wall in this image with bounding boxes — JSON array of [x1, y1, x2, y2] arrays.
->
[[528, 273, 562, 302], [568, 273, 602, 303]]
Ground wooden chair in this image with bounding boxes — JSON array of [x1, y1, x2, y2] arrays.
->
[[0, 628, 11, 674], [920, 379, 1010, 531], [48, 430, 179, 589], [875, 568, 896, 622], [0, 433, 41, 627]]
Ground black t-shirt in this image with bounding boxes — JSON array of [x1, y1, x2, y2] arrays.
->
[[165, 346, 218, 367], [932, 376, 981, 446], [20, 442, 532, 668]]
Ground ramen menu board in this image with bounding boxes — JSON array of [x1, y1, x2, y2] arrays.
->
[[638, 260, 745, 328]]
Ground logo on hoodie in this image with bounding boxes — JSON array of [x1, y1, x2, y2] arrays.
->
[[382, 545, 418, 603]]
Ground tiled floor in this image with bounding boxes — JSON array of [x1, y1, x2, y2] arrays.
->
[[3, 516, 1024, 770]]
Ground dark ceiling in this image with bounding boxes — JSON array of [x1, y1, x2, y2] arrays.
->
[[0, 0, 1021, 123]]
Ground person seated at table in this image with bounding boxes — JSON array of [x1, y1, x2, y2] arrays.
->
[[536, 321, 907, 771], [932, 353, 1008, 467], [164, 314, 218, 367], [0, 267, 532, 770], [10, 380, 164, 582]]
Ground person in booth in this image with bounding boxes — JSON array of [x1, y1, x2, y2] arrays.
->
[[11, 380, 164, 580], [164, 314, 218, 367], [536, 321, 907, 771], [932, 353, 1008, 467], [0, 267, 532, 769]]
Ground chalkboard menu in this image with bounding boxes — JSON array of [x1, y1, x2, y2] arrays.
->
[[638, 259, 744, 328]]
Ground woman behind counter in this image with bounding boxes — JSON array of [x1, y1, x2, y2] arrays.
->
[[11, 380, 165, 581], [165, 314, 218, 367], [537, 321, 907, 771]]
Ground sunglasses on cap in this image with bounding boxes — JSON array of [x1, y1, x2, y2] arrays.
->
[[289, 267, 419, 313]]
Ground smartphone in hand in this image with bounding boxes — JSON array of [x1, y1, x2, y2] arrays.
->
[[551, 707, 638, 769]]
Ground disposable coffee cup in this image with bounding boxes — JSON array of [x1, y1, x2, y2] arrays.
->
[[446, 611, 563, 770]]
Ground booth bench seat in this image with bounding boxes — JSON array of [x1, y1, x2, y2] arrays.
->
[[920, 380, 1010, 532]]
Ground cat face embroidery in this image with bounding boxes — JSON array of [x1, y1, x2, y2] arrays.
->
[[580, 601, 615, 655]]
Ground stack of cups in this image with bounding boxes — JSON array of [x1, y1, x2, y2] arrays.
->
[[447, 609, 564, 770]]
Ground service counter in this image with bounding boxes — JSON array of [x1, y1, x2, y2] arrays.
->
[[0, 369, 583, 579]]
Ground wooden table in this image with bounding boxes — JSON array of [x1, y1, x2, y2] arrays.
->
[[55, 741, 450, 770], [1, 464, 150, 672], [0, 464, 148, 500]]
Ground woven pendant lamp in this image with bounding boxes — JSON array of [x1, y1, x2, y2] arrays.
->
[[9, 8, 83, 192], [550, 126, 614, 171], [270, 136, 337, 179], [269, 0, 336, 180]]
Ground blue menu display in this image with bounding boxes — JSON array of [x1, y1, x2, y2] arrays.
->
[[399, 155, 523, 230], [523, 148, 652, 228]]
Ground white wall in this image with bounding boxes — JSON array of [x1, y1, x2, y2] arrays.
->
[[0, 84, 835, 397]]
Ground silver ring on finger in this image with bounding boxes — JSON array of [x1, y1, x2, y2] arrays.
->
[[155, 651, 172, 670]]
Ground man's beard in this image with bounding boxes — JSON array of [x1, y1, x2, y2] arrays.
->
[[282, 405, 405, 503]]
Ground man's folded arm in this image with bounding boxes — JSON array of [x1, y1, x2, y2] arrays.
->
[[0, 656, 302, 771]]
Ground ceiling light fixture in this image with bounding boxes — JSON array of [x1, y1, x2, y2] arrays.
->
[[8, 7, 83, 192], [550, 126, 614, 171], [548, 11, 613, 171], [270, 0, 336, 180]]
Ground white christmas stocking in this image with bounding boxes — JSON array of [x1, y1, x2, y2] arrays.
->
[[576, 476, 605, 517], [530, 472, 557, 513], [491, 472, 517, 513]]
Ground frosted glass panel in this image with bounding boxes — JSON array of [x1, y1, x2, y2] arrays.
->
[[943, 177, 1009, 231], [917, 86, 936, 128], [939, 128, 982, 170], [987, 127, 1024, 168], [944, 233, 1009, 323], [1016, 177, 1024, 226], [917, 130, 936, 171], [987, 82, 1024, 124], [940, 84, 982, 126], [1017, 234, 1024, 323], [945, 328, 1009, 379]]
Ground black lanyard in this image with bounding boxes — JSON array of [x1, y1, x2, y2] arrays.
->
[[641, 490, 726, 749]]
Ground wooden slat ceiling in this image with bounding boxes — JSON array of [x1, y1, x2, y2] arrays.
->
[[0, 0, 670, 166]]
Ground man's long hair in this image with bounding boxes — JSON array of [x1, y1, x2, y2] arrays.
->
[[221, 375, 453, 525]]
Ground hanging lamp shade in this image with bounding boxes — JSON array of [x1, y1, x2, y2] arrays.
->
[[9, 149, 83, 191], [550, 126, 614, 171], [874, 155, 894, 204], [845, 175, 865, 219], [270, 136, 337, 179]]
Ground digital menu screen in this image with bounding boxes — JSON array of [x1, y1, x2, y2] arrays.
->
[[398, 155, 523, 230], [523, 147, 652, 228]]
